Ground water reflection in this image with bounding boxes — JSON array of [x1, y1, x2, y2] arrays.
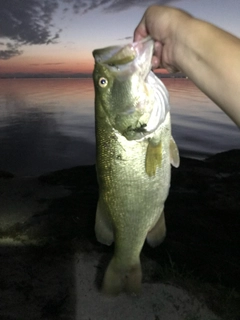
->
[[0, 78, 239, 176], [0, 107, 95, 175], [162, 78, 240, 158], [0, 79, 95, 176]]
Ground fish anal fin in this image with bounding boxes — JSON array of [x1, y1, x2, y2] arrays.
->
[[145, 141, 162, 177], [170, 137, 180, 168], [95, 201, 114, 246], [147, 211, 166, 247]]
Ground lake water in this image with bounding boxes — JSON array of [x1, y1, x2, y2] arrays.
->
[[0, 78, 239, 176]]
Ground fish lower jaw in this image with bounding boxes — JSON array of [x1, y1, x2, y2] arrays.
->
[[113, 124, 154, 142]]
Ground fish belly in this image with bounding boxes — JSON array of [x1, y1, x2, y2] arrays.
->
[[95, 113, 172, 295]]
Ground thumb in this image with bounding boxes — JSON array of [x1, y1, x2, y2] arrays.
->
[[133, 17, 148, 42]]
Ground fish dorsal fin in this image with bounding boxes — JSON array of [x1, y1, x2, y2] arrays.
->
[[170, 137, 180, 168], [145, 141, 162, 177], [103, 45, 136, 66]]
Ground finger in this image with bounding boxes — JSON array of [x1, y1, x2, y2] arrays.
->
[[133, 25, 148, 42], [154, 41, 161, 59], [152, 56, 160, 69], [166, 65, 179, 74], [152, 41, 162, 69], [133, 16, 148, 42]]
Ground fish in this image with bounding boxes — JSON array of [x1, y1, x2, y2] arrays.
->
[[92, 37, 179, 296]]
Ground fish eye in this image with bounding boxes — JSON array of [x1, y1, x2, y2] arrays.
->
[[99, 77, 108, 88]]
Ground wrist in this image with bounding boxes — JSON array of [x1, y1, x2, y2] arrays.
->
[[171, 15, 197, 72]]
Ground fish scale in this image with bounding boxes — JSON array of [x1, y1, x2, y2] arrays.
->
[[93, 37, 179, 295]]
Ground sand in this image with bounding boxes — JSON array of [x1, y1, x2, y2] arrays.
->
[[0, 173, 222, 320]]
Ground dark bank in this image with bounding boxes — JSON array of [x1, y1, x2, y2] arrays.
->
[[0, 150, 239, 319]]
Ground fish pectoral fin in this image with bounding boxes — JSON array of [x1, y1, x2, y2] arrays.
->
[[95, 201, 114, 246], [170, 136, 180, 168], [145, 141, 162, 177], [147, 211, 166, 247]]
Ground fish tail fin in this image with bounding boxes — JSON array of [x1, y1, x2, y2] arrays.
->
[[125, 262, 142, 295], [102, 257, 142, 296]]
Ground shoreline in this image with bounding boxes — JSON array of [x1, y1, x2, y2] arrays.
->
[[0, 149, 239, 319]]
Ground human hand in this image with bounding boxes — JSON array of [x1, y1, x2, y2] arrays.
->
[[134, 5, 192, 72]]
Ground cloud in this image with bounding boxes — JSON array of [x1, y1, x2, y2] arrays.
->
[[117, 36, 133, 41], [0, 0, 60, 44], [0, 42, 23, 59], [44, 62, 65, 65], [105, 0, 179, 12], [0, 0, 180, 60], [29, 62, 65, 66], [0, 0, 61, 59], [64, 0, 180, 14], [0, 49, 22, 60]]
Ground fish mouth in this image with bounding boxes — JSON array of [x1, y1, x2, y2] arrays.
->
[[92, 37, 154, 79], [93, 37, 170, 141]]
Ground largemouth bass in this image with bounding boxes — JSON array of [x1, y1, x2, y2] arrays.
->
[[92, 37, 179, 296]]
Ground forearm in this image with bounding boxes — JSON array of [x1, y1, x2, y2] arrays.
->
[[174, 18, 240, 126]]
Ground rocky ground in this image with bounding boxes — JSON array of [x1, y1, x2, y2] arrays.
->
[[0, 149, 239, 320]]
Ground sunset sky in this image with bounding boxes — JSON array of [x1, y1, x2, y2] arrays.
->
[[0, 0, 240, 77]]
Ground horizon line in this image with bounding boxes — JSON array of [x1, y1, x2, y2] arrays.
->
[[0, 72, 186, 79]]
